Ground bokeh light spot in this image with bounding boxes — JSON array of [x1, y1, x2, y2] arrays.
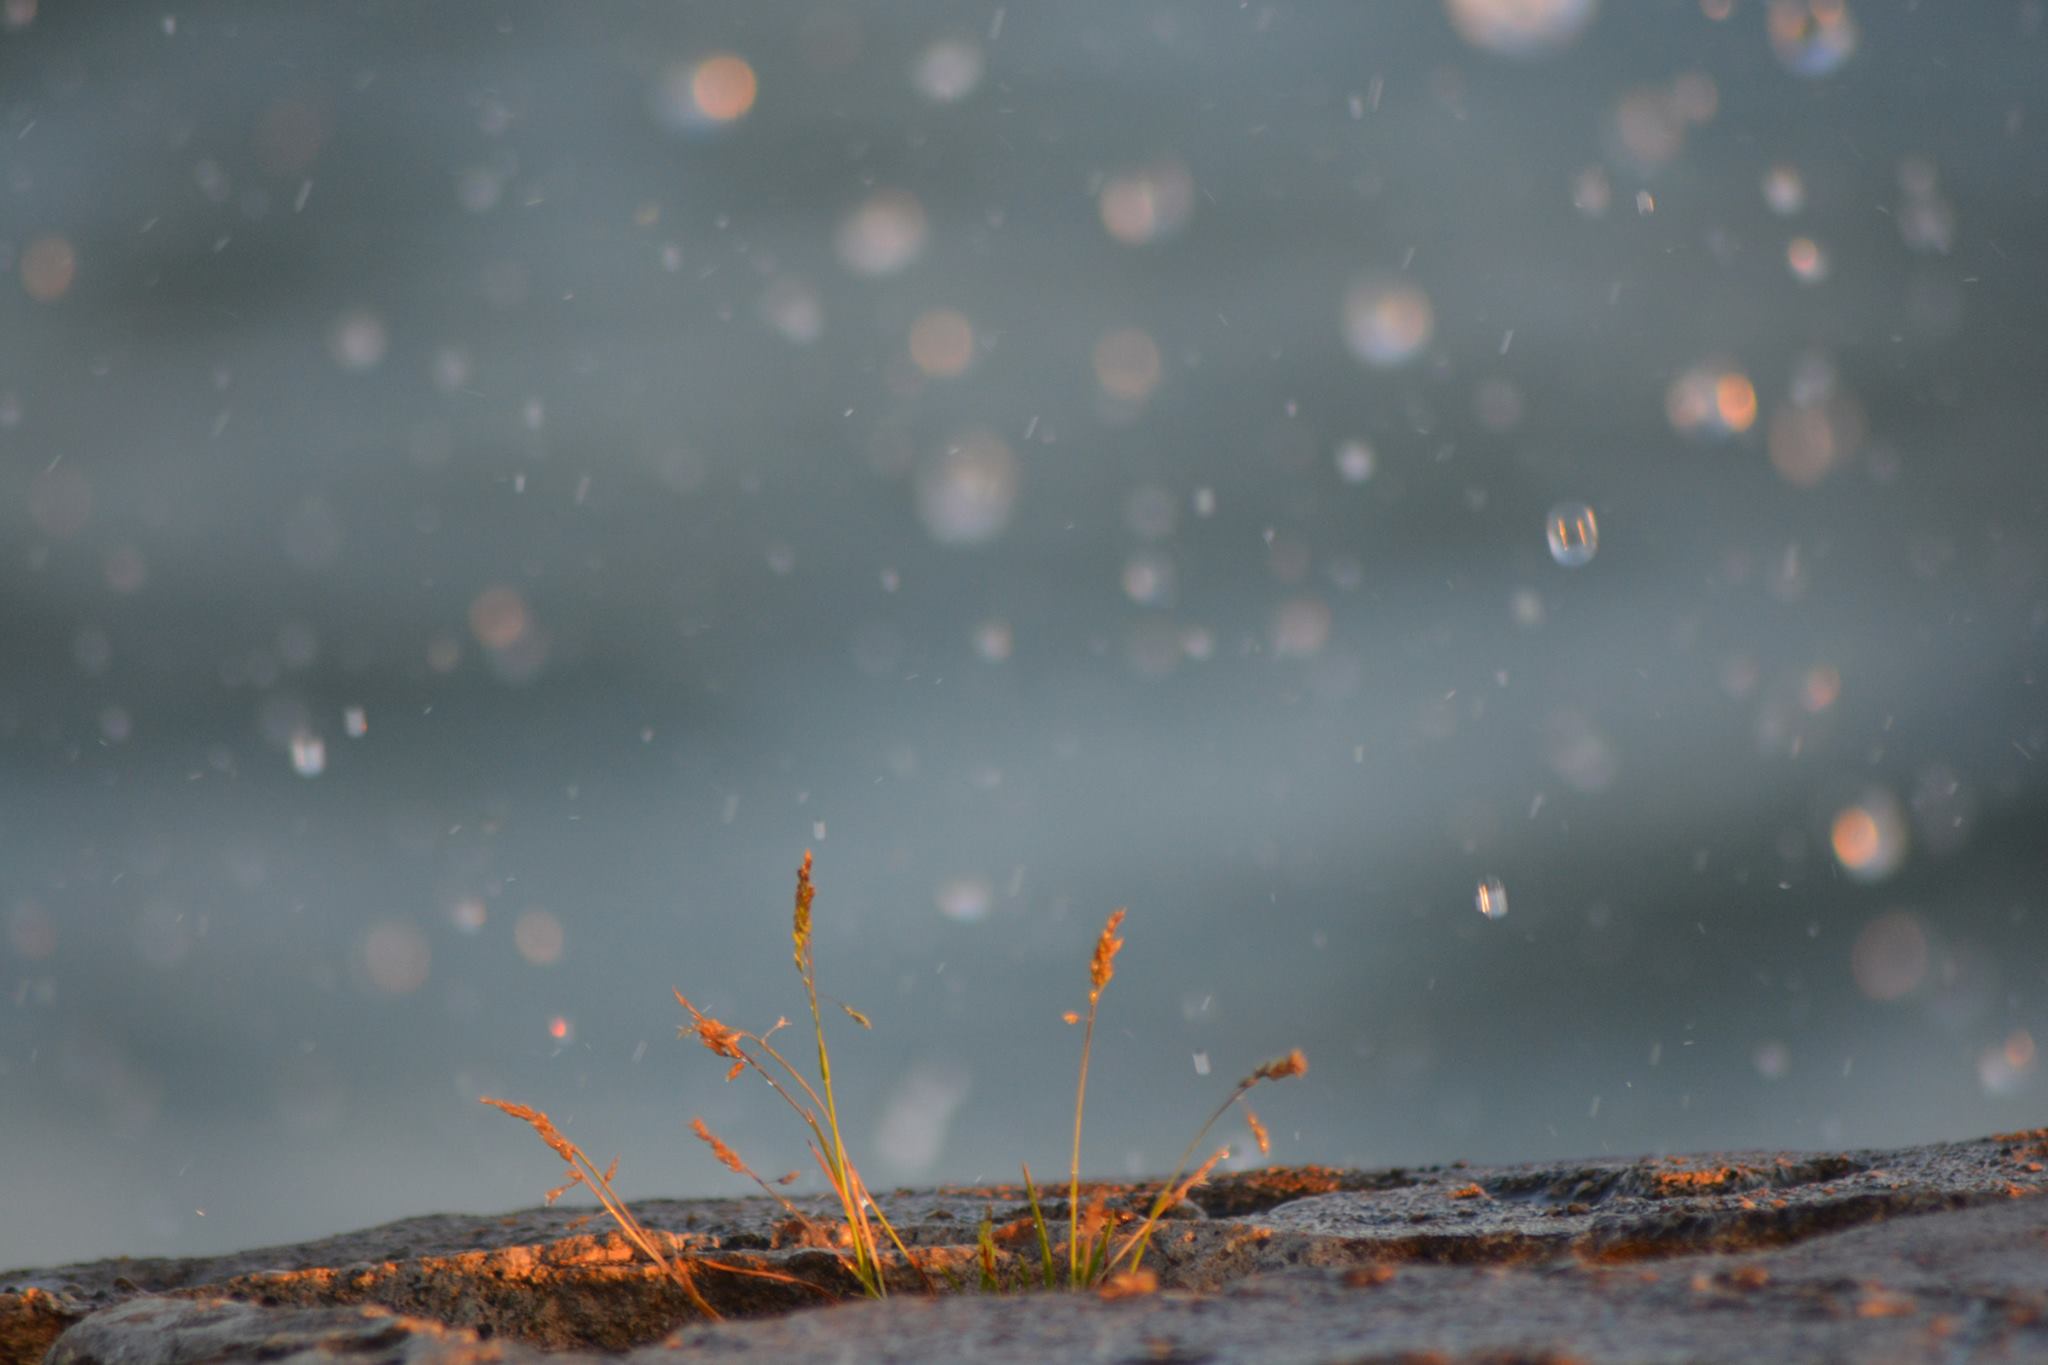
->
[[514, 908, 565, 965], [1546, 502, 1598, 567], [1445, 0, 1599, 57], [1830, 791, 1907, 882], [1093, 326, 1163, 401], [468, 586, 530, 650], [690, 54, 757, 123], [1769, 0, 1858, 77], [836, 190, 928, 277], [908, 308, 975, 377], [913, 37, 984, 103], [1098, 159, 1194, 246], [916, 430, 1018, 547], [20, 234, 77, 303], [1850, 911, 1928, 1002], [1342, 279, 1434, 368], [363, 921, 430, 995]]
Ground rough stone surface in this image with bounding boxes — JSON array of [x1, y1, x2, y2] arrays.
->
[[42, 1296, 570, 1365], [7, 1130, 2047, 1363]]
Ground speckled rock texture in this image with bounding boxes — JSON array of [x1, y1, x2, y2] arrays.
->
[[8, 1129, 2047, 1363]]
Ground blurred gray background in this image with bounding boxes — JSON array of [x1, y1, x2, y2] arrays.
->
[[3, 0, 2045, 1270]]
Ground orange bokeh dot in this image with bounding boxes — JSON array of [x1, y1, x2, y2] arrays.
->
[[2006, 1030, 2036, 1070], [692, 54, 757, 123], [514, 908, 564, 966], [1830, 807, 1881, 869], [1801, 665, 1841, 712], [1714, 373, 1757, 432], [468, 586, 529, 650], [20, 234, 76, 303], [1093, 326, 1162, 401], [908, 308, 974, 377]]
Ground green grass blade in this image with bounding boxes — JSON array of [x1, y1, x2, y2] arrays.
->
[[1021, 1163, 1056, 1290]]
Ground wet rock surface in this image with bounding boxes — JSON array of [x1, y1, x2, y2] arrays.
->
[[8, 1130, 2047, 1363]]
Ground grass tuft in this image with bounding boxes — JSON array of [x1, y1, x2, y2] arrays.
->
[[485, 853, 1306, 1311]]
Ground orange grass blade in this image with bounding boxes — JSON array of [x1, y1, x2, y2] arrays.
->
[[481, 1097, 719, 1320]]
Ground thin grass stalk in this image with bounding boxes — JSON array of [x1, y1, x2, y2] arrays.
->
[[791, 853, 880, 1295], [1104, 1145, 1229, 1277], [1069, 909, 1125, 1285], [1021, 1163, 1056, 1290], [849, 1163, 936, 1293], [1110, 1051, 1306, 1276], [479, 1099, 719, 1320], [802, 1141, 878, 1295]]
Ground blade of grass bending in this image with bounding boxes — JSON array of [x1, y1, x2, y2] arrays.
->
[[1021, 1163, 1056, 1290], [481, 1098, 719, 1320], [1106, 1145, 1229, 1278], [849, 1163, 936, 1293], [1113, 1050, 1309, 1277]]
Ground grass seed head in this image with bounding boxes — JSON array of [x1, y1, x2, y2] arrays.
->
[[692, 1117, 752, 1177], [479, 1097, 577, 1166], [674, 991, 746, 1062], [1251, 1048, 1308, 1083], [1245, 1108, 1271, 1157], [1089, 908, 1126, 996], [792, 849, 815, 975]]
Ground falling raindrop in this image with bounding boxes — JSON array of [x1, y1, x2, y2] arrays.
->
[[289, 730, 326, 777], [1475, 877, 1508, 919], [1767, 0, 1857, 77], [1545, 503, 1598, 567]]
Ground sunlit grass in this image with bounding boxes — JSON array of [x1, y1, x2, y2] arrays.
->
[[484, 852, 1306, 1315]]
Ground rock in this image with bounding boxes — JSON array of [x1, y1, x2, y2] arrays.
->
[[6, 1130, 2046, 1364], [44, 1296, 575, 1365]]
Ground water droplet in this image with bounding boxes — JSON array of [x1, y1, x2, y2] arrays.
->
[[1829, 790, 1908, 882], [1342, 279, 1434, 368], [1762, 164, 1806, 215], [836, 190, 928, 277], [1334, 440, 1377, 484], [342, 706, 368, 738], [1545, 502, 1598, 567], [513, 908, 565, 965], [1098, 159, 1194, 246], [1768, 0, 1857, 77], [1475, 877, 1509, 919], [1121, 552, 1176, 607], [1785, 236, 1829, 284], [289, 730, 326, 777], [1444, 0, 1599, 58], [912, 37, 984, 103], [916, 430, 1018, 547], [328, 310, 388, 371], [935, 876, 992, 923], [362, 921, 430, 995]]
